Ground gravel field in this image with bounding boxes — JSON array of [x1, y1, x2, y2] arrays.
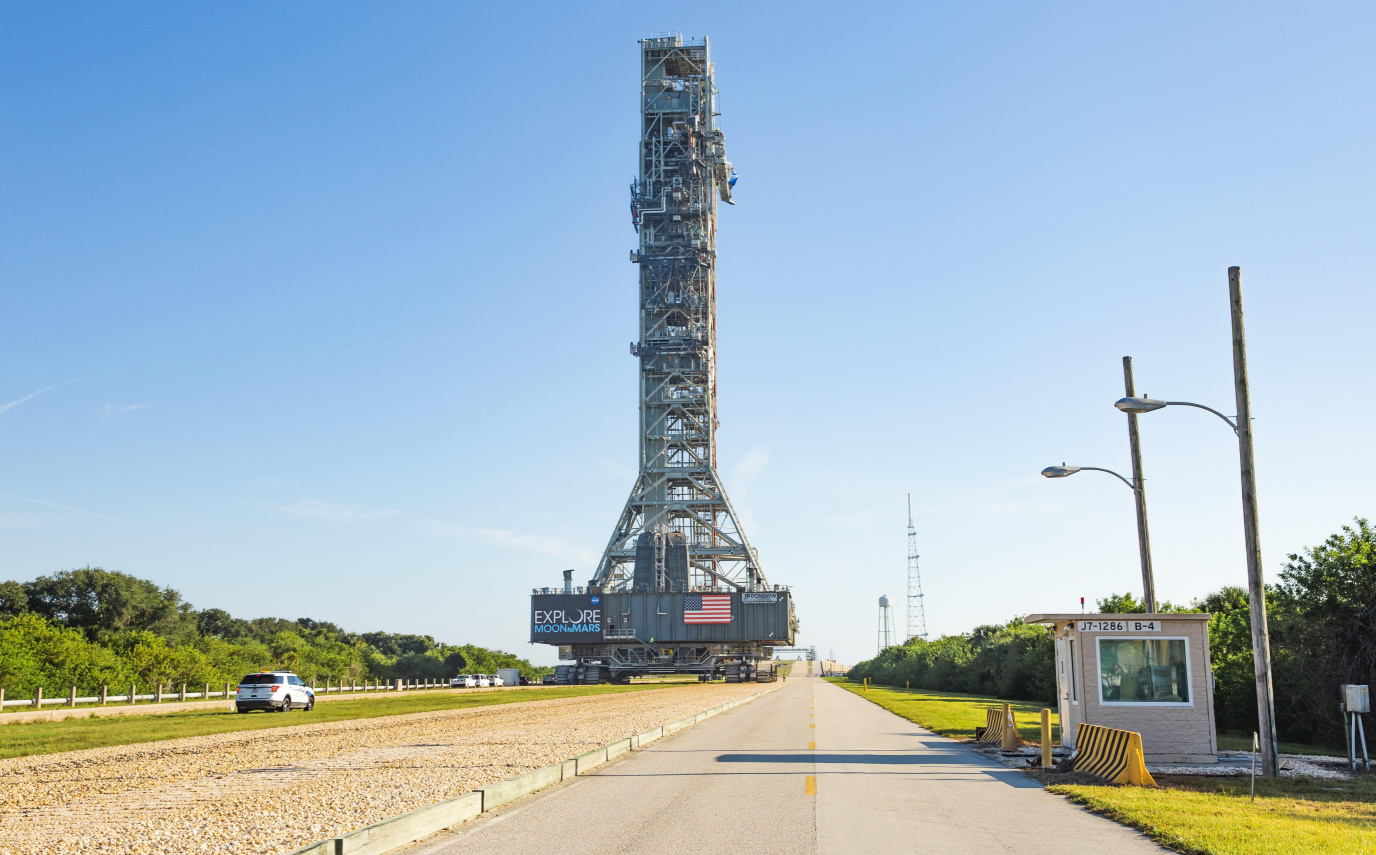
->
[[0, 682, 771, 855]]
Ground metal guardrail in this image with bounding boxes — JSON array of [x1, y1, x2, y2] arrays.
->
[[0, 678, 465, 711]]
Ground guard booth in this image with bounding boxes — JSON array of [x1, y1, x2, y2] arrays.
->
[[1024, 613, 1218, 764]]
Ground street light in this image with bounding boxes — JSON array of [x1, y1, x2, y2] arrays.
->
[[1040, 463, 1154, 610], [1040, 464, 1136, 491], [1108, 266, 1278, 779], [1116, 396, 1238, 433]]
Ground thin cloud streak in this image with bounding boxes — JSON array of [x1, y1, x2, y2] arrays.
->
[[0, 492, 116, 521], [278, 499, 400, 522], [102, 403, 153, 421], [0, 378, 83, 415], [420, 518, 595, 564], [731, 446, 771, 486]]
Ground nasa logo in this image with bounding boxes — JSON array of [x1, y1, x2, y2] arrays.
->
[[591, 596, 600, 605]]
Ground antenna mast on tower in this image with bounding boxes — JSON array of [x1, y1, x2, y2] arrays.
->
[[907, 494, 928, 641]]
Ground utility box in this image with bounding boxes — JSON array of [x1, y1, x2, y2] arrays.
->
[[1024, 612, 1218, 764], [1344, 684, 1371, 714]]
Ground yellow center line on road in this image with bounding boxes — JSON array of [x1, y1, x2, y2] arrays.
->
[[805, 775, 817, 795], [808, 741, 815, 750], [810, 723, 815, 728]]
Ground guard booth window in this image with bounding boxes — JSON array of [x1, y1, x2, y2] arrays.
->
[[1098, 638, 1190, 704]]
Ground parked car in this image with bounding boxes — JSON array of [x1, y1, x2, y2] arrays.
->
[[450, 674, 477, 688], [491, 674, 504, 687], [475, 674, 492, 687], [236, 671, 315, 713], [542, 674, 557, 685]]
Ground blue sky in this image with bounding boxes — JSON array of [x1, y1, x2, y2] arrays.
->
[[2, 2, 1373, 666]]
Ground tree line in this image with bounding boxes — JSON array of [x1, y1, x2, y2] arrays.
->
[[0, 567, 550, 696], [849, 517, 1375, 747]]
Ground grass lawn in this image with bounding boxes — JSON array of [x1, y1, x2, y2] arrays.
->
[[1216, 731, 1346, 758], [1050, 775, 1376, 855], [826, 678, 1059, 743], [0, 683, 690, 760]]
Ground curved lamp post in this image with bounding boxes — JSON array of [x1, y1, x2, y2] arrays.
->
[[1115, 396, 1239, 433], [1041, 464, 1136, 491], [1113, 266, 1278, 779], [1040, 464, 1155, 613]]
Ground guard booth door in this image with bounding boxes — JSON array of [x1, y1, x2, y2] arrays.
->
[[1055, 636, 1074, 748]]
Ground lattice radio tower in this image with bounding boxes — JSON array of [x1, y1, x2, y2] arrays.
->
[[906, 494, 928, 641]]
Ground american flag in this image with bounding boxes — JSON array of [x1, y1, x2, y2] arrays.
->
[[684, 594, 732, 624]]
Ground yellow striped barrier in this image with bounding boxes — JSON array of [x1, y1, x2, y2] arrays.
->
[[1069, 722, 1156, 787], [978, 706, 1015, 744]]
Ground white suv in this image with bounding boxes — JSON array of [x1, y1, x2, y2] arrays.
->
[[451, 674, 477, 688], [236, 671, 315, 713]]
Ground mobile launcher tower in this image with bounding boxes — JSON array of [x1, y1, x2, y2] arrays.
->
[[530, 35, 796, 684]]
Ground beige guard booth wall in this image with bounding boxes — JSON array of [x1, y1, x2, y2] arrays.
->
[[1025, 613, 1218, 764]]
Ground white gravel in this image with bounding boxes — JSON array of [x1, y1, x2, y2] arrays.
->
[[0, 683, 771, 855], [970, 742, 1360, 781]]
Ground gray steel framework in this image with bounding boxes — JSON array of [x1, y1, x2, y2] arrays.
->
[[593, 34, 766, 594], [907, 494, 928, 641]]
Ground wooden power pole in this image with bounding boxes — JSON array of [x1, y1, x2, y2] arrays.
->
[[1122, 355, 1157, 613], [1230, 266, 1279, 777]]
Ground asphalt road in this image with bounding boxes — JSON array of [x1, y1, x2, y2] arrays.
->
[[404, 668, 1166, 855]]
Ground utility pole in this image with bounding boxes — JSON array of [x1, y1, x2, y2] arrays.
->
[[1230, 266, 1279, 778], [1122, 357, 1157, 613]]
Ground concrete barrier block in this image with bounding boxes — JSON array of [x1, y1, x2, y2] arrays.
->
[[480, 764, 562, 812], [560, 758, 576, 780], [339, 791, 482, 855], [575, 746, 607, 775], [289, 840, 340, 855], [607, 738, 632, 760], [636, 726, 663, 748]]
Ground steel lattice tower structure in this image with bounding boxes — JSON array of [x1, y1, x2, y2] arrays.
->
[[907, 494, 928, 641], [592, 35, 765, 594]]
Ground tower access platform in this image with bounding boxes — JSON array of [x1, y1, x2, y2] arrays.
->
[[530, 35, 795, 684]]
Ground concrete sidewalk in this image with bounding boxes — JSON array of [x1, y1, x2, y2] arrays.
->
[[402, 675, 1166, 855]]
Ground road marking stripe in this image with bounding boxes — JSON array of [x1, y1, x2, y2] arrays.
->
[[805, 775, 817, 795], [810, 723, 815, 728], [808, 741, 815, 750]]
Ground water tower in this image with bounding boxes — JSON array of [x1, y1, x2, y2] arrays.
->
[[877, 595, 896, 654]]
